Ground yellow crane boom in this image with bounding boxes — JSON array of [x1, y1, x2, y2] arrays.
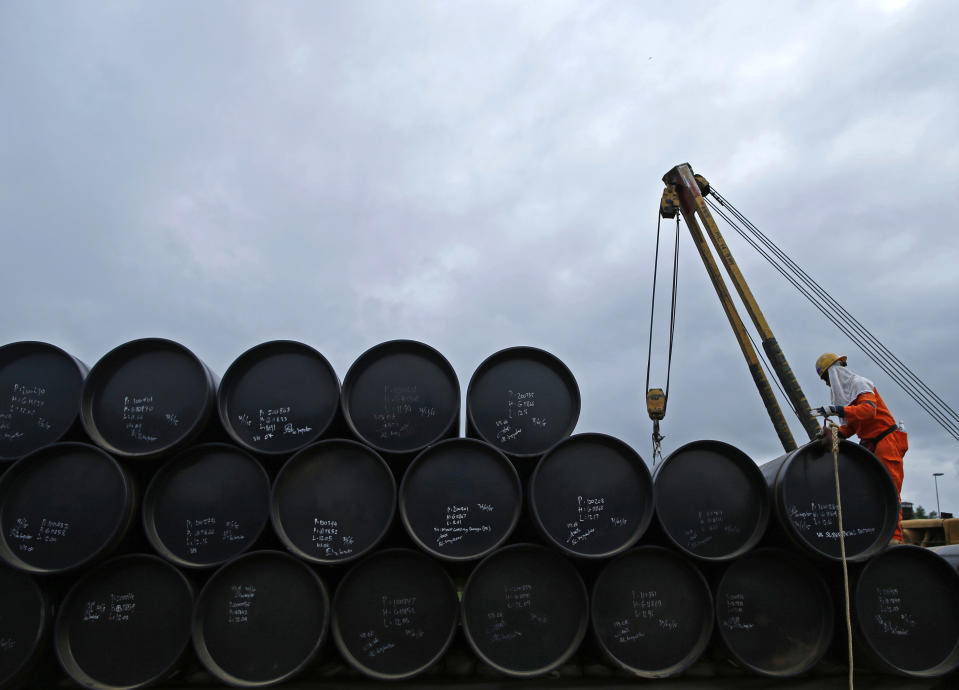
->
[[660, 163, 819, 451]]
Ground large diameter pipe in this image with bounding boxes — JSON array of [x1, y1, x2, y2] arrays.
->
[[270, 439, 396, 566], [715, 548, 834, 677], [761, 439, 898, 562], [217, 340, 342, 457], [399, 438, 521, 562], [0, 567, 51, 688], [341, 340, 460, 472], [460, 544, 588, 678], [529, 433, 653, 559], [0, 443, 136, 575], [591, 546, 713, 678], [466, 346, 580, 466], [193, 550, 330, 686], [653, 439, 769, 561], [0, 340, 88, 464], [54, 554, 193, 689], [331, 548, 458, 680], [80, 338, 218, 462], [143, 443, 271, 569], [852, 545, 959, 677]]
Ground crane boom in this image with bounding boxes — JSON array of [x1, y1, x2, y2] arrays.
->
[[661, 163, 819, 451]]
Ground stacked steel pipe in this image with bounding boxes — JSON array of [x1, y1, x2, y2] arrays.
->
[[1, 338, 958, 689]]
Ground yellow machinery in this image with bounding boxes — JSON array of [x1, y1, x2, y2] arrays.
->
[[647, 162, 959, 454], [647, 163, 820, 453]]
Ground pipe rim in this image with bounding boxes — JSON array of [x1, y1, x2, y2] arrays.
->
[[0, 340, 88, 463], [653, 439, 770, 562], [774, 440, 898, 562], [192, 549, 330, 687], [142, 442, 271, 569], [398, 437, 522, 562], [460, 543, 588, 678], [714, 547, 834, 677], [270, 438, 397, 565], [590, 545, 713, 678], [54, 553, 194, 689], [465, 345, 580, 459], [0, 442, 136, 575], [79, 337, 216, 461], [529, 432, 653, 559], [340, 339, 460, 456], [854, 544, 959, 678], [331, 547, 459, 680], [216, 339, 340, 457]]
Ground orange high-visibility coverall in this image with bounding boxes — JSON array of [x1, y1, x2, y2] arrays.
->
[[838, 389, 908, 541]]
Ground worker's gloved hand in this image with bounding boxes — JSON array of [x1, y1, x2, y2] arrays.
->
[[813, 405, 844, 418], [815, 421, 844, 453], [819, 430, 834, 453]]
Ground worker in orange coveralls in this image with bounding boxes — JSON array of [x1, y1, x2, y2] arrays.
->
[[813, 353, 908, 543]]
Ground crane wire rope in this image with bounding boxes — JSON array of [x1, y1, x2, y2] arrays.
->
[[708, 195, 959, 440], [710, 189, 959, 437], [645, 211, 664, 396], [705, 199, 857, 423], [711, 185, 958, 424], [666, 214, 681, 402], [645, 213, 681, 464], [646, 213, 681, 400], [708, 188, 959, 439], [705, 194, 959, 443]]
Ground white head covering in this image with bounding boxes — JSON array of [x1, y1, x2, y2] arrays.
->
[[828, 366, 875, 407]]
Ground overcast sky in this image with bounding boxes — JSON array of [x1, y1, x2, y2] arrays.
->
[[3, 0, 958, 514]]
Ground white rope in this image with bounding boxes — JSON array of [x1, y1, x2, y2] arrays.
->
[[831, 423, 854, 689]]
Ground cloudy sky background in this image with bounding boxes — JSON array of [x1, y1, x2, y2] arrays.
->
[[3, 0, 958, 513]]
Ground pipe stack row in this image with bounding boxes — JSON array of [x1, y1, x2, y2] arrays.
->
[[1, 338, 958, 688]]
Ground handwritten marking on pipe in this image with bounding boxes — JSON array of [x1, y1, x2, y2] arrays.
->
[[228, 585, 256, 624], [565, 495, 622, 547], [613, 618, 644, 643], [362, 594, 426, 652], [360, 630, 397, 657], [245, 406, 313, 443], [1, 383, 53, 444], [312, 518, 354, 558], [788, 502, 877, 540], [482, 585, 549, 645], [83, 593, 136, 623], [720, 593, 755, 631], [494, 390, 549, 444], [434, 504, 493, 548], [370, 385, 438, 441], [9, 516, 71, 552], [185, 518, 247, 556], [874, 586, 916, 636]]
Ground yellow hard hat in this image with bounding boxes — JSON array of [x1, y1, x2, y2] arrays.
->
[[815, 352, 847, 380]]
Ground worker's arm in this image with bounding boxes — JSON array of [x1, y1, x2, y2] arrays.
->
[[838, 391, 878, 438]]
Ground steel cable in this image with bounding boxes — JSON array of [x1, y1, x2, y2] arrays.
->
[[647, 215, 682, 407], [646, 212, 664, 395], [665, 217, 680, 402], [708, 196, 959, 440], [706, 195, 959, 442], [711, 187, 959, 424], [710, 187, 959, 418], [707, 198, 959, 441]]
